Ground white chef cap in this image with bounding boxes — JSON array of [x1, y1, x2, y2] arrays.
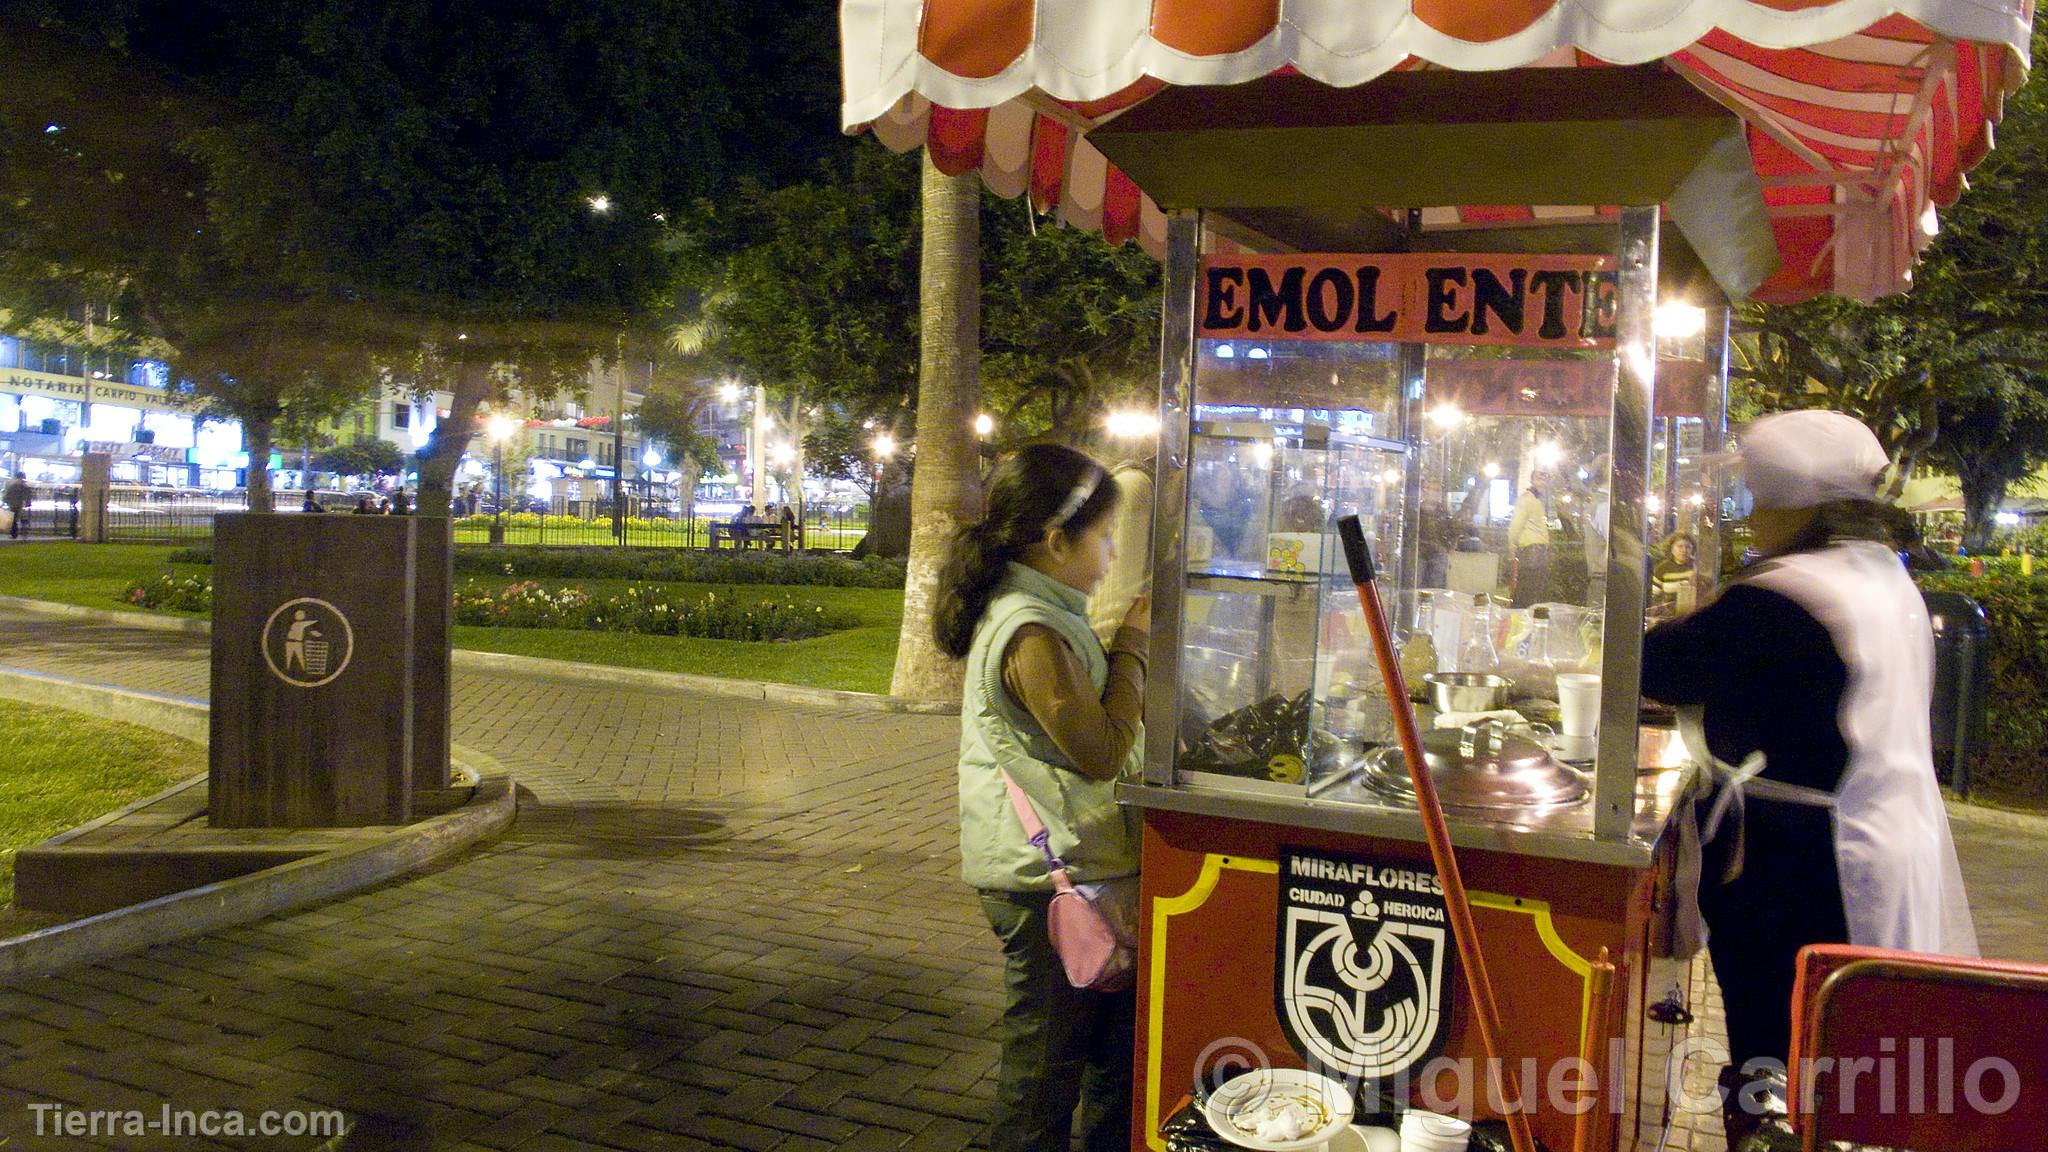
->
[[1739, 410, 1889, 510]]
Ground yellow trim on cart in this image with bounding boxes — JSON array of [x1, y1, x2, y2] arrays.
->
[[1146, 854, 1278, 1151], [1142, 855, 1596, 1150]]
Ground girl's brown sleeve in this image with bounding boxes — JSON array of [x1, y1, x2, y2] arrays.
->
[[999, 623, 1147, 781]]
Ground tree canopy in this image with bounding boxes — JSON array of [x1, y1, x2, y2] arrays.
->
[[0, 0, 849, 513]]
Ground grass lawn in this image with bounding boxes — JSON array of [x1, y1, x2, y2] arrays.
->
[[0, 542, 903, 694], [0, 699, 203, 908], [0, 542, 213, 616]]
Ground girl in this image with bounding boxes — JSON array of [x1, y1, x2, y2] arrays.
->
[[938, 443, 1150, 1152]]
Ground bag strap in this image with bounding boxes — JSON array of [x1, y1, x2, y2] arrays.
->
[[998, 769, 1077, 894]]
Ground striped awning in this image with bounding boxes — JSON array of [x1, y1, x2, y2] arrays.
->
[[841, 1, 2033, 302]]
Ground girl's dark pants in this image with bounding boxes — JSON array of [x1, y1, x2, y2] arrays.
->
[[980, 890, 1135, 1152]]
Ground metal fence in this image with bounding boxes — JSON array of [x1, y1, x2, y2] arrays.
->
[[450, 508, 870, 552], [76, 487, 873, 552], [7, 484, 80, 539], [104, 487, 247, 544]]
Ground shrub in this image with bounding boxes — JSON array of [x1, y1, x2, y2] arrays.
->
[[119, 575, 213, 613], [453, 581, 858, 641], [455, 546, 905, 588], [1915, 569, 2048, 801]]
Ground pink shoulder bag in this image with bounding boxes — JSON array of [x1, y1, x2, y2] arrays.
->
[[999, 770, 1140, 991]]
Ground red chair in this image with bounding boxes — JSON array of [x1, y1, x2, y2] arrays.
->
[[1787, 944, 2048, 1151]]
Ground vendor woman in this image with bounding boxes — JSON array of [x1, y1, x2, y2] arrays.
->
[[1639, 410, 1977, 1139]]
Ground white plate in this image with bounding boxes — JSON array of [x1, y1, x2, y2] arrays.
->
[[1201, 1069, 1357, 1152]]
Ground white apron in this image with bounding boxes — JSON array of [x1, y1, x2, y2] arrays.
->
[[1737, 541, 1978, 957]]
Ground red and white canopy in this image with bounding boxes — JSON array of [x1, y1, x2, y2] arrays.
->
[[841, 1, 2033, 302]]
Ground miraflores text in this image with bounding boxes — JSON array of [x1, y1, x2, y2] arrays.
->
[[29, 1102, 346, 1139]]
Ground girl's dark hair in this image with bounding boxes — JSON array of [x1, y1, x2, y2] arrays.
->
[[933, 444, 1120, 658]]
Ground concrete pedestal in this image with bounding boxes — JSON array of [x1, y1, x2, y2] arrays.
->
[[78, 453, 110, 543], [209, 514, 427, 827]]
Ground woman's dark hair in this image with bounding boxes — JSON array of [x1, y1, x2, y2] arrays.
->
[[933, 444, 1119, 658], [1780, 498, 1925, 558]]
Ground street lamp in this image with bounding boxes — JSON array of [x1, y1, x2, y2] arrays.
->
[[487, 414, 517, 545]]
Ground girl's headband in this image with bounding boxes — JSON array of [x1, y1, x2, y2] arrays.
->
[[1045, 472, 1101, 532]]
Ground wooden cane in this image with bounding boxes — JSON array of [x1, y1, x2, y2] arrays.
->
[[1336, 516, 1538, 1152]]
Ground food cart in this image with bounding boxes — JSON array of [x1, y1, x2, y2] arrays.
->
[[838, 4, 2032, 1150], [1122, 235, 1713, 1152]]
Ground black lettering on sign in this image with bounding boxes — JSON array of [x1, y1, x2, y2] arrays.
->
[[1469, 267, 1526, 337], [1582, 271, 1620, 341], [1423, 268, 1469, 334], [1247, 266, 1307, 333], [1304, 267, 1354, 333], [1275, 845, 1456, 1085], [1527, 270, 1583, 341], [1204, 267, 1246, 331], [1354, 267, 1399, 334]]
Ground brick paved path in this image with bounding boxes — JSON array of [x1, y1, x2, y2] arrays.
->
[[1, 603, 2043, 1151]]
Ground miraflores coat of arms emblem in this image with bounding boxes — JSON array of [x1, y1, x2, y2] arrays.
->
[[1275, 846, 1455, 1085], [261, 597, 355, 689]]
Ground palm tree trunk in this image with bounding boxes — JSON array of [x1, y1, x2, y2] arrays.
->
[[890, 152, 984, 701]]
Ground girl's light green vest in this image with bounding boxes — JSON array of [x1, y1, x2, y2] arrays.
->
[[957, 563, 1142, 892]]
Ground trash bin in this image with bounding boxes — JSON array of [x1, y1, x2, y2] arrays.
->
[[1922, 590, 1989, 797]]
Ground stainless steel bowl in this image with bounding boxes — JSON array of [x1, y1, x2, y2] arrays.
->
[[1423, 672, 1514, 714]]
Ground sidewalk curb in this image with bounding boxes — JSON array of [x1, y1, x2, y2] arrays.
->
[[0, 662, 209, 743], [0, 666, 517, 982], [1946, 797, 2048, 835], [0, 595, 208, 635], [449, 648, 958, 714], [0, 594, 959, 715]]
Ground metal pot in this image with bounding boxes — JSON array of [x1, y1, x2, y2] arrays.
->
[[1366, 718, 1590, 813], [1423, 672, 1514, 714]]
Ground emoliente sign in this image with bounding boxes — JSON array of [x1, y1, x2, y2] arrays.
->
[[1200, 253, 1618, 349]]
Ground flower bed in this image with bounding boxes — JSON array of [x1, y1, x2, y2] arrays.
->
[[457, 546, 905, 588], [118, 575, 213, 613], [452, 581, 859, 641]]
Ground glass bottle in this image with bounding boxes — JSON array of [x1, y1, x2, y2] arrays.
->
[[1520, 605, 1558, 698], [1398, 591, 1440, 691], [1457, 592, 1500, 674]]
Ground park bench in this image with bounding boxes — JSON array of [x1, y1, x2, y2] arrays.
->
[[709, 522, 790, 551]]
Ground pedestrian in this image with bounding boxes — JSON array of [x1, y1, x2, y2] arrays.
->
[[301, 492, 325, 514], [378, 497, 392, 515], [1647, 532, 1698, 622], [391, 489, 413, 516], [1507, 469, 1551, 606], [936, 443, 1146, 1152], [779, 501, 797, 550], [3, 471, 30, 539], [351, 496, 376, 515], [1580, 454, 1611, 605], [1641, 410, 1976, 1146]]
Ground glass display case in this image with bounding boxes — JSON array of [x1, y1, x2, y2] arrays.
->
[[1138, 235, 1725, 861]]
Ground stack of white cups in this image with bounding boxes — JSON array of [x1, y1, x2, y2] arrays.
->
[[1398, 1109, 1472, 1152]]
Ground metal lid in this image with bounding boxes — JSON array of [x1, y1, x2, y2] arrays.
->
[[1366, 720, 1590, 813]]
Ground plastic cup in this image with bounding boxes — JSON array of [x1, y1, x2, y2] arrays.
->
[[1555, 672, 1601, 739], [1399, 1109, 1471, 1152]]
